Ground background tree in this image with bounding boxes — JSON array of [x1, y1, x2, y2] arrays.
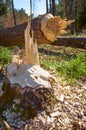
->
[[56, 0, 86, 32], [76, 0, 86, 30], [56, 0, 64, 17], [64, 0, 67, 17], [52, 0, 56, 16], [11, 0, 16, 25], [16, 9, 28, 24], [0, 0, 8, 28], [0, 0, 28, 29], [0, 0, 7, 16], [46, 0, 48, 13], [49, 0, 52, 13]]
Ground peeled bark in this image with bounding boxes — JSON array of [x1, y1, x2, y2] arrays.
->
[[0, 14, 73, 47]]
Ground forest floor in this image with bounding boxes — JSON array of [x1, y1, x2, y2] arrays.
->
[[0, 45, 86, 130]]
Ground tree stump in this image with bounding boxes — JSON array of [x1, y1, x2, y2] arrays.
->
[[0, 64, 57, 120]]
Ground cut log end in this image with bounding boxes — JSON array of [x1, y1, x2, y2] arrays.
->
[[41, 14, 74, 42]]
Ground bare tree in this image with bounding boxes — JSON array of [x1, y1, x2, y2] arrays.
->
[[71, 0, 77, 34], [52, 0, 56, 16], [74, 0, 77, 33], [46, 0, 48, 13], [49, 0, 52, 13], [11, 0, 16, 25], [64, 0, 67, 17], [30, 0, 33, 18]]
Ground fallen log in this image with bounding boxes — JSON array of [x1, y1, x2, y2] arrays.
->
[[0, 14, 73, 47], [52, 36, 86, 49]]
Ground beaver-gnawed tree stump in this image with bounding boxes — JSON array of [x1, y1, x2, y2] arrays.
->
[[0, 64, 57, 119]]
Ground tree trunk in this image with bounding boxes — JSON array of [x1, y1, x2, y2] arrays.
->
[[46, 0, 49, 13], [11, 0, 16, 25], [70, 0, 77, 34], [51, 0, 56, 16], [49, 0, 52, 13], [64, 0, 67, 17], [0, 13, 73, 47], [52, 36, 86, 49]]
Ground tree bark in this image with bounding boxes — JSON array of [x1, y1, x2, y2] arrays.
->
[[0, 14, 50, 47], [0, 14, 73, 47], [49, 0, 52, 13], [52, 0, 56, 16], [52, 36, 86, 49], [11, 0, 16, 25], [46, 0, 49, 13], [64, 0, 67, 17]]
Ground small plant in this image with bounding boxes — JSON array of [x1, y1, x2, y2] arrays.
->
[[0, 47, 12, 67]]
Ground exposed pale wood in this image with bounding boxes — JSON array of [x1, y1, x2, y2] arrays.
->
[[7, 64, 53, 88], [3, 120, 11, 130], [24, 22, 39, 65], [3, 120, 29, 130], [24, 21, 30, 64]]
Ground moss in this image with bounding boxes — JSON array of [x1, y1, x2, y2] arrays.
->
[[39, 88, 57, 114], [0, 79, 38, 120], [21, 105, 37, 120], [0, 78, 21, 115], [0, 78, 57, 120], [9, 102, 37, 120]]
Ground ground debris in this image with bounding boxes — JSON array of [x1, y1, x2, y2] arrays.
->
[[0, 79, 86, 130], [0, 47, 86, 130]]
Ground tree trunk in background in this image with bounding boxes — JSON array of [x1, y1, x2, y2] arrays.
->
[[11, 0, 16, 25], [52, 0, 56, 16], [49, 0, 52, 13], [64, 0, 67, 18], [71, 0, 77, 34], [74, 0, 77, 33], [46, 0, 49, 13], [30, 0, 32, 19]]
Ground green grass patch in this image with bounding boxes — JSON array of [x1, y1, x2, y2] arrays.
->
[[0, 47, 12, 67], [40, 53, 86, 84]]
